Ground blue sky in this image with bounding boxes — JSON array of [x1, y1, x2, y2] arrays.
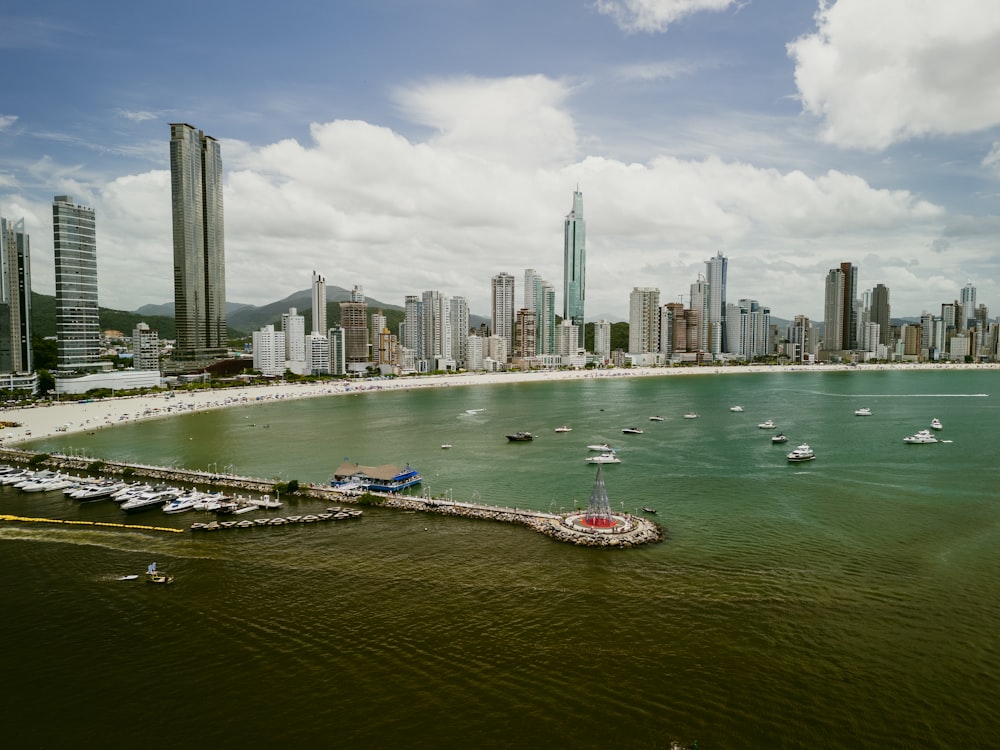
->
[[2, 0, 1000, 321]]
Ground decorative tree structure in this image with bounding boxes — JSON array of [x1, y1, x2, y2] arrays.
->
[[582, 465, 617, 528]]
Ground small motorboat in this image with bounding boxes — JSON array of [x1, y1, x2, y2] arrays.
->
[[683, 412, 699, 419], [622, 427, 644, 434], [554, 425, 572, 433], [854, 407, 872, 416], [505, 432, 534, 442], [585, 452, 621, 464], [118, 575, 139, 581], [145, 562, 173, 584], [904, 429, 938, 444], [440, 443, 452, 449], [786, 444, 816, 462], [758, 419, 776, 429], [641, 506, 657, 514], [587, 443, 613, 452], [930, 418, 943, 430], [730, 405, 744, 412], [771, 433, 788, 444], [648, 415, 665, 422]]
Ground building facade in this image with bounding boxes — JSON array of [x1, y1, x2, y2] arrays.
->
[[563, 189, 586, 350], [491, 272, 515, 361], [132, 322, 160, 371], [0, 215, 32, 375], [53, 196, 100, 371], [629, 287, 661, 354], [170, 123, 227, 362]]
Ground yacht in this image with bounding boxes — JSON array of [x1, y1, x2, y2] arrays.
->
[[648, 415, 665, 422], [621, 427, 644, 434], [904, 429, 938, 444], [771, 433, 788, 444], [854, 407, 872, 416], [585, 452, 621, 464], [930, 418, 943, 430], [554, 425, 573, 433], [505, 431, 534, 442], [786, 444, 816, 462], [730, 405, 744, 412], [121, 487, 181, 513], [683, 412, 699, 419], [587, 443, 614, 452], [758, 419, 776, 429]]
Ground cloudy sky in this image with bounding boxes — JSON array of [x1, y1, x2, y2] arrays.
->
[[2, 0, 999, 321]]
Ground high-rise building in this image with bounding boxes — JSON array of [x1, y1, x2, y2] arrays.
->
[[53, 196, 100, 371], [515, 308, 536, 358], [0, 215, 32, 374], [824, 267, 846, 351], [328, 325, 346, 375], [629, 287, 660, 354], [311, 271, 327, 335], [450, 296, 469, 369], [705, 252, 727, 355], [491, 272, 515, 360], [420, 290, 452, 370], [839, 262, 859, 350], [170, 123, 227, 362], [689, 276, 710, 354], [960, 282, 976, 327], [563, 189, 586, 350], [281, 307, 306, 365], [252, 324, 285, 376], [306, 333, 330, 375], [593, 320, 611, 361], [370, 311, 387, 364], [132, 322, 160, 371], [871, 284, 891, 346], [340, 286, 369, 363], [403, 295, 422, 359]]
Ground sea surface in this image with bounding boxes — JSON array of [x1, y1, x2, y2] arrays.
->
[[2, 369, 998, 749]]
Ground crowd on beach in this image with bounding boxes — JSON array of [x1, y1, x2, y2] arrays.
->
[[0, 362, 995, 445]]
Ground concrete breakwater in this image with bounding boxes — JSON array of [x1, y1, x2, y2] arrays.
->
[[0, 448, 664, 548]]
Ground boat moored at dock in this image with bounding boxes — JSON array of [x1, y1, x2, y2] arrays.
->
[[331, 461, 422, 492]]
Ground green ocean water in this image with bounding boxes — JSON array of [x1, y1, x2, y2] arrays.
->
[[2, 369, 998, 749]]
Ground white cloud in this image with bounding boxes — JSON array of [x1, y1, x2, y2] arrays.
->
[[596, 0, 738, 33], [21, 74, 977, 321], [789, 0, 1000, 149], [393, 75, 579, 167], [117, 109, 159, 123], [615, 60, 699, 82], [0, 114, 17, 131]]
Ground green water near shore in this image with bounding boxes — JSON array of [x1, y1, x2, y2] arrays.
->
[[2, 369, 999, 748]]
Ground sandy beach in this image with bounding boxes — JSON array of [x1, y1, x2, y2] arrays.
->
[[0, 362, 995, 446]]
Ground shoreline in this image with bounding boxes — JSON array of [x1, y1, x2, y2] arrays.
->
[[0, 362, 995, 445]]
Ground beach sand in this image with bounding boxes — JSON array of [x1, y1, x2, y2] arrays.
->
[[0, 363, 994, 446]]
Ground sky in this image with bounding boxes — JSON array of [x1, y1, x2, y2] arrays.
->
[[2, 0, 1000, 322]]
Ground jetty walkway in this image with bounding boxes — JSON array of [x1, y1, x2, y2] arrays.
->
[[0, 448, 663, 548]]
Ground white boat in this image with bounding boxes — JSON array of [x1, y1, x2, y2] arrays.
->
[[585, 452, 621, 464], [121, 487, 180, 513], [854, 407, 872, 416], [440, 443, 452, 449], [622, 427, 644, 434], [0, 469, 31, 485], [786, 444, 815, 462], [771, 433, 788, 444], [758, 419, 776, 429], [648, 415, 665, 422], [587, 443, 613, 452], [21, 473, 73, 493], [683, 412, 699, 419], [930, 418, 943, 430], [730, 405, 744, 412], [554, 425, 572, 433], [163, 492, 202, 514], [904, 429, 938, 444]]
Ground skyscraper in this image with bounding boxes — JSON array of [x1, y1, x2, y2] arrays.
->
[[871, 283, 891, 346], [340, 286, 369, 363], [0, 215, 32, 374], [492, 272, 515, 360], [840, 262, 859, 350], [960, 282, 976, 327], [311, 271, 327, 335], [53, 196, 100, 371], [563, 189, 586, 350], [628, 287, 660, 354], [705, 252, 727, 355], [170, 123, 227, 363]]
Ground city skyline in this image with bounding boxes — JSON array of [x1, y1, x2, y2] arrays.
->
[[2, 2, 999, 320]]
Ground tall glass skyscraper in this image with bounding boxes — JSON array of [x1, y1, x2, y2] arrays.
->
[[705, 252, 727, 355], [170, 123, 227, 362], [563, 189, 586, 351], [53, 195, 100, 371], [491, 272, 515, 360], [0, 215, 32, 374]]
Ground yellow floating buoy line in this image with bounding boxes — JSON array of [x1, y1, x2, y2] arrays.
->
[[0, 514, 183, 534]]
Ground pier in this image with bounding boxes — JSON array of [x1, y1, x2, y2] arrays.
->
[[0, 448, 664, 548]]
